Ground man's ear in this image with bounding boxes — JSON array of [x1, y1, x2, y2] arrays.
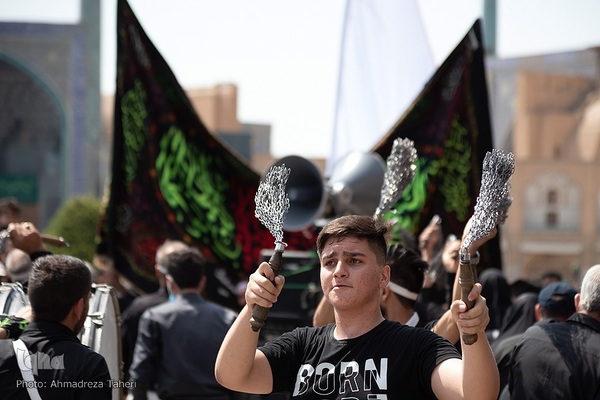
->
[[574, 293, 581, 311], [154, 264, 165, 282], [380, 265, 390, 288], [534, 303, 542, 321], [165, 274, 176, 292], [198, 276, 207, 293]]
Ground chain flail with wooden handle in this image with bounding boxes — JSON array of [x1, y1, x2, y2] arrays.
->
[[250, 164, 291, 332], [459, 149, 515, 345], [0, 229, 70, 253], [374, 137, 418, 218]]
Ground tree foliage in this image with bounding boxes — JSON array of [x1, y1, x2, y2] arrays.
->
[[44, 195, 102, 263]]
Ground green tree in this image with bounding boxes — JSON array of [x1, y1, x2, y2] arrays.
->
[[44, 195, 102, 263]]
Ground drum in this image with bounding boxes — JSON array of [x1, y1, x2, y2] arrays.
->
[[79, 283, 123, 400], [0, 282, 29, 316]]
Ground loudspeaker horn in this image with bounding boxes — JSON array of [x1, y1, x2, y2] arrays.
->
[[326, 151, 385, 216], [268, 155, 327, 232]]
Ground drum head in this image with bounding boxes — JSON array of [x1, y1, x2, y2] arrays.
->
[[79, 284, 123, 400]]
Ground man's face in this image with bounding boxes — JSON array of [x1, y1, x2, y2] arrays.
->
[[442, 238, 461, 274], [320, 236, 389, 312]]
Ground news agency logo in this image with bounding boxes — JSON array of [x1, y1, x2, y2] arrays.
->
[[15, 348, 64, 375]]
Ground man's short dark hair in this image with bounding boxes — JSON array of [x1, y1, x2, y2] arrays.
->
[[541, 271, 562, 286], [163, 248, 206, 289], [317, 215, 391, 265], [28, 255, 92, 322], [386, 245, 427, 307]]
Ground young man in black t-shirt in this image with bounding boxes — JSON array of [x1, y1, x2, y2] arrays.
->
[[215, 215, 499, 399]]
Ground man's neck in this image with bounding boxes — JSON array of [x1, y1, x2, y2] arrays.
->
[[580, 310, 600, 322], [333, 307, 384, 340]]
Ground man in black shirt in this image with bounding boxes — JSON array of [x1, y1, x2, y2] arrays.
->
[[215, 215, 499, 399], [0, 254, 111, 399], [120, 239, 189, 384], [495, 280, 577, 394], [129, 247, 237, 399], [509, 264, 600, 399]]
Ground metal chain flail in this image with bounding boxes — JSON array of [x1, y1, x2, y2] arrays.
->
[[375, 138, 418, 217], [254, 164, 291, 244], [459, 149, 515, 346], [250, 163, 291, 331], [461, 149, 515, 253]]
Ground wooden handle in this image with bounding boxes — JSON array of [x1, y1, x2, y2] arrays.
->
[[40, 234, 70, 248], [250, 247, 284, 332], [459, 261, 478, 345]]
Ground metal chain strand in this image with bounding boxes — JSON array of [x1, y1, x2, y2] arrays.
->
[[375, 138, 418, 217], [496, 182, 513, 226], [462, 149, 515, 253], [0, 230, 9, 254], [254, 164, 291, 243]]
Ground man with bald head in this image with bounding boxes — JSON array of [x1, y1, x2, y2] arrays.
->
[[5, 248, 32, 286], [121, 239, 190, 385]]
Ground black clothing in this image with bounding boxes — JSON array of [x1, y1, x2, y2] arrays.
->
[[493, 333, 520, 393], [494, 292, 537, 345], [121, 286, 168, 381], [260, 319, 460, 399], [415, 300, 445, 328], [494, 319, 560, 392], [129, 292, 237, 399], [509, 313, 600, 399], [0, 320, 111, 399], [479, 268, 511, 332], [117, 289, 138, 315], [418, 283, 446, 308]]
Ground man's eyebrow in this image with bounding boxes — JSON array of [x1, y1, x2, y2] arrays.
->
[[322, 250, 367, 259], [321, 251, 336, 259], [343, 250, 367, 258]]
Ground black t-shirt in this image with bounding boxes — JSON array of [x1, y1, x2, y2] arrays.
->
[[120, 287, 169, 381], [260, 319, 460, 399]]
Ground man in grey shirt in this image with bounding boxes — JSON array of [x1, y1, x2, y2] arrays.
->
[[129, 247, 237, 399]]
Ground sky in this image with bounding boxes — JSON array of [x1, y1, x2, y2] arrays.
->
[[1, 0, 600, 160]]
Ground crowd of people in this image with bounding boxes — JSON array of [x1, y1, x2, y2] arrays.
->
[[0, 198, 599, 399]]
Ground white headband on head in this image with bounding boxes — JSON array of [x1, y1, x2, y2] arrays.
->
[[387, 281, 419, 301]]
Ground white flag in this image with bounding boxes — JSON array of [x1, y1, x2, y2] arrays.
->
[[328, 0, 435, 174]]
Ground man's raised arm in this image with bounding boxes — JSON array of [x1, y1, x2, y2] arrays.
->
[[431, 225, 500, 400], [215, 261, 285, 394]]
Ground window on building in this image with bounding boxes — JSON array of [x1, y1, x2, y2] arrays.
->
[[546, 211, 558, 227], [524, 173, 579, 232], [547, 190, 557, 205]]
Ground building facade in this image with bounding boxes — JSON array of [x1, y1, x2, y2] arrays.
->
[[488, 49, 600, 285], [0, 1, 101, 227]]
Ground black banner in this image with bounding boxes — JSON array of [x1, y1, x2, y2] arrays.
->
[[372, 20, 501, 269], [97, 0, 314, 308]]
